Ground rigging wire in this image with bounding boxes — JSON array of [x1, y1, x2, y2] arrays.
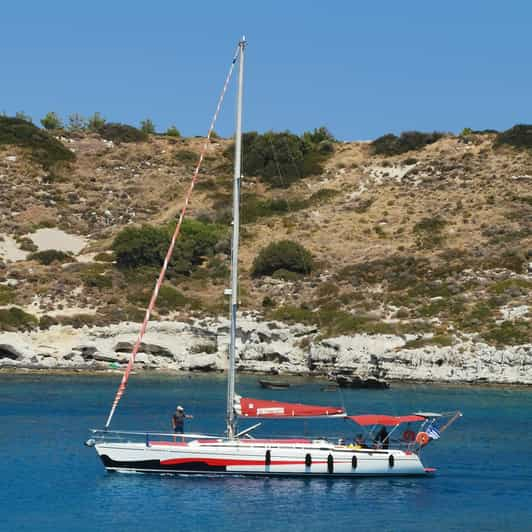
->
[[104, 43, 241, 430]]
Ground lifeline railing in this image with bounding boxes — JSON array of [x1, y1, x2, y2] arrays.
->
[[87, 429, 427, 452]]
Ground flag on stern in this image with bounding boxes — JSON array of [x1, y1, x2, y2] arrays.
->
[[426, 425, 441, 440]]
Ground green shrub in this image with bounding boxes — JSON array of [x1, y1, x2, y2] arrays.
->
[[28, 249, 74, 265], [97, 122, 148, 143], [252, 240, 313, 277], [482, 320, 531, 346], [158, 285, 187, 310], [403, 334, 454, 349], [338, 255, 430, 290], [488, 278, 532, 295], [416, 296, 465, 318], [93, 252, 115, 262], [112, 219, 226, 275], [206, 256, 229, 279], [17, 237, 38, 252], [82, 272, 112, 289], [302, 126, 335, 144], [128, 285, 188, 314], [372, 131, 444, 156], [40, 112, 63, 130], [166, 125, 181, 137], [0, 116, 75, 168], [0, 307, 38, 331], [240, 195, 291, 223], [238, 189, 338, 225], [272, 269, 303, 281], [0, 286, 15, 305], [413, 216, 447, 249], [87, 112, 106, 131], [308, 188, 339, 204], [140, 118, 155, 134], [175, 149, 198, 163], [57, 313, 100, 329], [262, 296, 275, 308], [225, 130, 331, 187], [113, 225, 168, 269], [270, 305, 401, 337], [495, 124, 532, 149], [458, 302, 494, 331], [39, 315, 59, 329]]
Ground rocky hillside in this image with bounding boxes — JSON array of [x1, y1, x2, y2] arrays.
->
[[0, 119, 531, 379]]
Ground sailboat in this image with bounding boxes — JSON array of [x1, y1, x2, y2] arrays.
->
[[87, 38, 461, 477]]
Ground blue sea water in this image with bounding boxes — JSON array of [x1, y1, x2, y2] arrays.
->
[[1, 373, 531, 532]]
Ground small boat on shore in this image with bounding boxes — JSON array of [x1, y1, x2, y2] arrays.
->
[[258, 379, 291, 390], [335, 375, 390, 389]]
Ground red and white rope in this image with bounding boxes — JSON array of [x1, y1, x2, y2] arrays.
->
[[105, 45, 241, 429]]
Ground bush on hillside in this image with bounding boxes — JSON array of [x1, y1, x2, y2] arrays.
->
[[0, 307, 39, 331], [175, 149, 198, 163], [252, 240, 313, 277], [495, 124, 532, 149], [28, 249, 74, 265], [0, 286, 15, 305], [413, 216, 447, 249], [165, 125, 181, 137], [482, 320, 531, 346], [140, 118, 156, 135], [40, 112, 63, 130], [371, 131, 444, 156], [0, 116, 75, 168], [112, 219, 226, 276], [97, 122, 148, 143], [128, 285, 188, 314], [224, 129, 334, 187], [88, 112, 106, 131], [302, 126, 336, 145], [338, 255, 430, 291]]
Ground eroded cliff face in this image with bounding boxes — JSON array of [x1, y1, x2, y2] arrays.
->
[[1, 316, 530, 385]]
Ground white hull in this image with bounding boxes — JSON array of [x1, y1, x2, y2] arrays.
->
[[95, 437, 430, 477]]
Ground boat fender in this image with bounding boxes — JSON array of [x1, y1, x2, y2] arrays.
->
[[351, 455, 357, 469], [402, 430, 416, 442], [416, 432, 430, 446], [327, 454, 334, 474], [388, 454, 394, 468], [305, 453, 312, 467], [265, 450, 271, 466]]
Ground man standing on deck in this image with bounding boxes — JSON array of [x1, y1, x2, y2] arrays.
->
[[172, 405, 193, 434]]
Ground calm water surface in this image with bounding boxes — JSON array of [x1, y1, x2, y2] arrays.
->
[[1, 374, 531, 531]]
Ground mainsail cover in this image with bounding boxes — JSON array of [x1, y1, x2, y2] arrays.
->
[[236, 397, 345, 418]]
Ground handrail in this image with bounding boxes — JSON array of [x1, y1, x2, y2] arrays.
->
[[89, 429, 425, 451], [90, 429, 224, 439]]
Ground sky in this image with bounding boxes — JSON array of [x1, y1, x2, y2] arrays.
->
[[1, 0, 531, 140]]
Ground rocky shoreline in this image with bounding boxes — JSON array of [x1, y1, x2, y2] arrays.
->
[[1, 315, 531, 385]]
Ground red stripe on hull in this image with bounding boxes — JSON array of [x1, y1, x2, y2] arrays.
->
[[160, 457, 326, 467]]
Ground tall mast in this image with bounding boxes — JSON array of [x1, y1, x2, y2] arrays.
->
[[226, 37, 246, 439]]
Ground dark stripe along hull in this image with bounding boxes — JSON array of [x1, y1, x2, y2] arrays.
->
[[99, 454, 430, 477]]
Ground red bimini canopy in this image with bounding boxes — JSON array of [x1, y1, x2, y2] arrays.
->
[[236, 397, 345, 418], [347, 414, 425, 426]]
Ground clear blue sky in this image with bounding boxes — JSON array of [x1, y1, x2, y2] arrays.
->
[[1, 0, 530, 140]]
